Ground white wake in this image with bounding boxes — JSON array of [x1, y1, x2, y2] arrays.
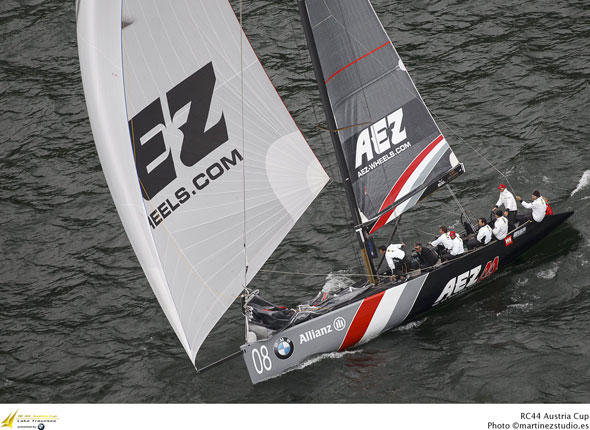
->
[[537, 262, 559, 280], [571, 170, 590, 196], [296, 349, 362, 371]]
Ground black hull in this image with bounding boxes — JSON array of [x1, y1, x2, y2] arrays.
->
[[403, 211, 573, 321], [243, 212, 572, 383]]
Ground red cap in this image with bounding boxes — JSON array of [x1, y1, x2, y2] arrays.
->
[[498, 184, 506, 190], [449, 231, 456, 238]]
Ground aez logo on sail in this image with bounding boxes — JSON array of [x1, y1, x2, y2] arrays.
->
[[128, 62, 243, 229], [355, 107, 412, 178]]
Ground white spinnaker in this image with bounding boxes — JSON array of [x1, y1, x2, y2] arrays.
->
[[77, 0, 328, 364]]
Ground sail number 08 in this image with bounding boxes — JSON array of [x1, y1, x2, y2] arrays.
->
[[251, 346, 272, 374]]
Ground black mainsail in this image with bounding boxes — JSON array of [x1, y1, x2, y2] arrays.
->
[[299, 0, 464, 236]]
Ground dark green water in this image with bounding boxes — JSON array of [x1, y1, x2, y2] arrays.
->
[[1, 0, 589, 402]]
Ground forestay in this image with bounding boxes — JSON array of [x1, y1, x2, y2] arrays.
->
[[299, 0, 463, 234], [77, 0, 328, 364]]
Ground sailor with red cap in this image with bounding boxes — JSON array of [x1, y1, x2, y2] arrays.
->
[[442, 230, 465, 261], [493, 184, 517, 229]]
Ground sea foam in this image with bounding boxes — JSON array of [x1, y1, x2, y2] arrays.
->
[[296, 350, 361, 371], [537, 263, 559, 280], [571, 170, 590, 196]]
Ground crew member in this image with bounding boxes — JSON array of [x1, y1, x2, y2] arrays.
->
[[466, 218, 493, 249], [492, 209, 508, 240], [379, 243, 407, 278], [413, 243, 438, 269], [516, 190, 547, 223], [503, 209, 514, 231], [430, 226, 453, 256], [493, 184, 517, 229], [442, 231, 464, 260]]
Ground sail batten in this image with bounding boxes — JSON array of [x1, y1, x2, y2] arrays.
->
[[78, 0, 328, 363], [300, 0, 463, 234]]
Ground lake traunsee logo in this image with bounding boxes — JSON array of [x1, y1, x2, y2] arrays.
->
[[1, 411, 17, 428]]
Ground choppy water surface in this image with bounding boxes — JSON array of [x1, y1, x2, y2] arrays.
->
[[1, 0, 589, 402]]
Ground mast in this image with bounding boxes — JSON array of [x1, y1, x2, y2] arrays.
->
[[298, 0, 377, 284]]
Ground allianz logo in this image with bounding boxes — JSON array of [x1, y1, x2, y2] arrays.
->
[[299, 317, 346, 344]]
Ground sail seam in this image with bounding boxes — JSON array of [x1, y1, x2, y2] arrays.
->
[[324, 41, 390, 83]]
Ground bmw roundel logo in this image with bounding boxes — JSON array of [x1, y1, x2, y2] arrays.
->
[[274, 337, 294, 359], [38, 424, 45, 430]]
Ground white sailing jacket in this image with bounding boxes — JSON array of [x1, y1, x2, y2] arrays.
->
[[450, 236, 465, 256], [386, 244, 405, 270], [477, 224, 493, 244], [431, 233, 453, 250], [492, 216, 508, 240], [496, 189, 517, 211], [521, 197, 547, 222]]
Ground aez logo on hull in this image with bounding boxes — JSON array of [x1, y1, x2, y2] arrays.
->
[[434, 256, 500, 305], [128, 62, 244, 229], [355, 107, 412, 178]]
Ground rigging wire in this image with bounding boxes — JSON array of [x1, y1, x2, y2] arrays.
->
[[287, 18, 364, 275], [312, 6, 519, 225], [260, 269, 392, 279], [431, 112, 517, 193], [412, 226, 439, 238], [239, 1, 247, 281], [238, 0, 251, 342], [375, 214, 402, 273], [446, 184, 476, 231]]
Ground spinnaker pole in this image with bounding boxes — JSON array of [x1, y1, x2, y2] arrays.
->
[[298, 0, 377, 284]]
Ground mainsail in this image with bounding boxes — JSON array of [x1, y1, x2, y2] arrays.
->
[[299, 0, 464, 234], [77, 0, 328, 364]]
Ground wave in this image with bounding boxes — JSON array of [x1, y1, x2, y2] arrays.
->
[[571, 170, 590, 196], [537, 262, 559, 280], [296, 350, 362, 371], [395, 318, 426, 331], [507, 303, 532, 310]]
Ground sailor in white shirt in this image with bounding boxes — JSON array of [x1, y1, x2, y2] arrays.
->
[[378, 243, 407, 275], [492, 210, 508, 240], [466, 218, 493, 249], [430, 226, 453, 255], [493, 184, 517, 229], [516, 190, 546, 223], [449, 231, 464, 255], [442, 231, 464, 260], [385, 243, 405, 270]]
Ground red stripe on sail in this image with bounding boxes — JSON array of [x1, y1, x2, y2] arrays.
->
[[368, 134, 444, 234], [369, 208, 394, 235], [325, 41, 391, 83], [339, 291, 385, 350]]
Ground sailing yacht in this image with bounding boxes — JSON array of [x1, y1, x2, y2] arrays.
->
[[77, 0, 572, 385]]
